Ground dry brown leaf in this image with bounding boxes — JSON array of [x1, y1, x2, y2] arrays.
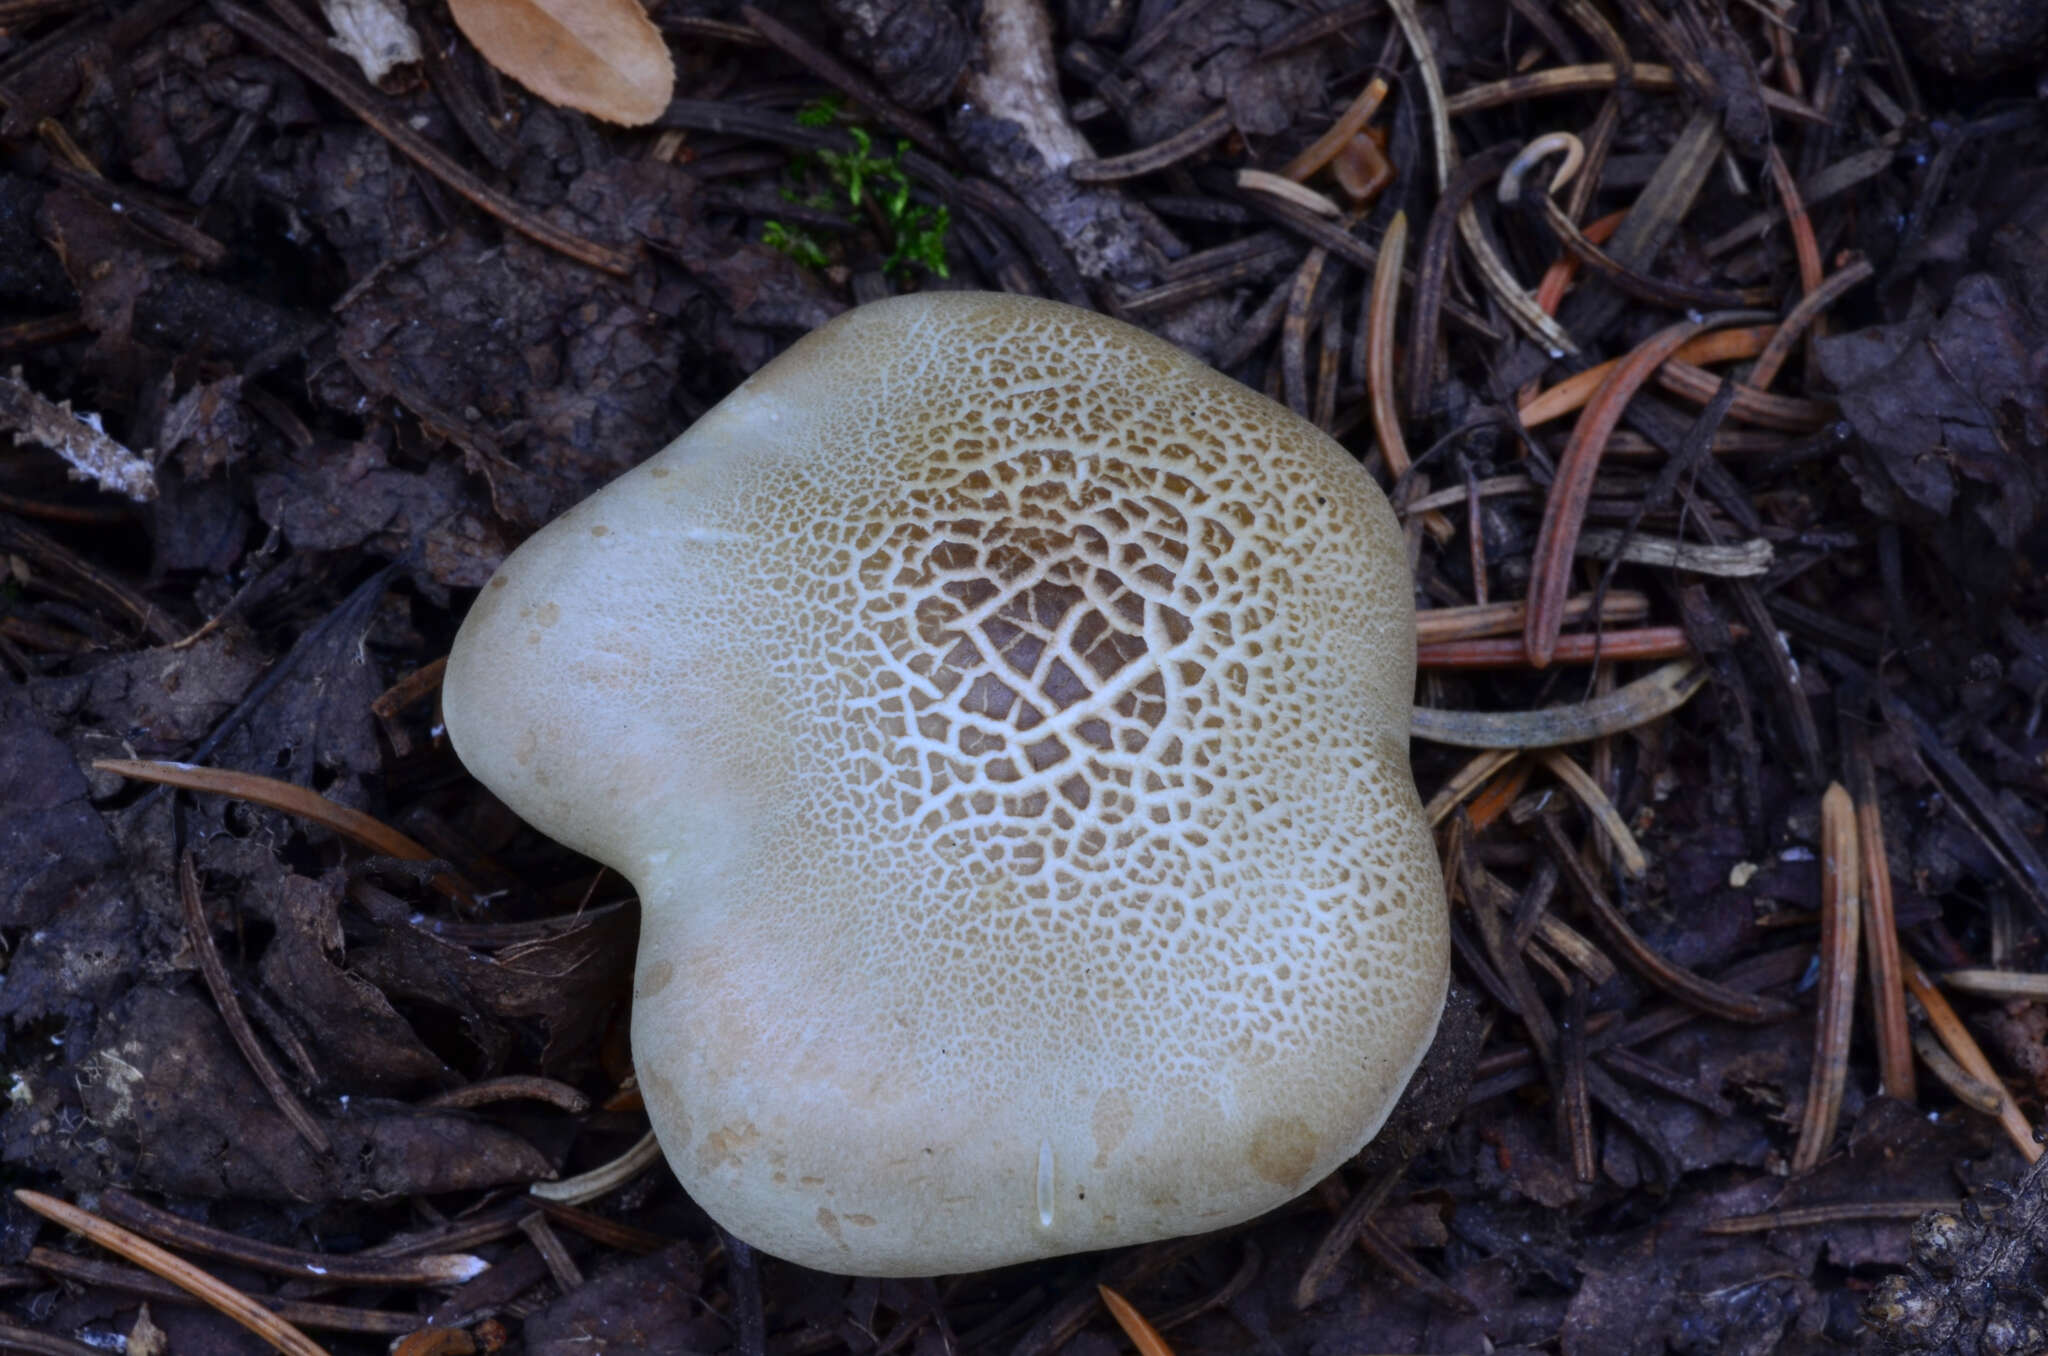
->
[[449, 0, 673, 126]]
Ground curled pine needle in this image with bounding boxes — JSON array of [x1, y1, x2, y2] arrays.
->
[[1539, 749, 1648, 876], [1518, 325, 1776, 427], [1385, 0, 1574, 353], [1849, 730, 1917, 1102], [1412, 659, 1709, 748], [1424, 747, 1519, 827], [1366, 210, 1412, 476], [1522, 311, 1772, 667], [1904, 963, 2044, 1163], [94, 759, 433, 861], [1792, 784, 1861, 1172], [529, 1130, 666, 1205], [1911, 1027, 2008, 1113], [1282, 76, 1390, 182], [94, 759, 471, 901]]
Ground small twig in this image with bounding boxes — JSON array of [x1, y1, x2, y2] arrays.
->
[[16, 1191, 329, 1356], [1864, 675, 2048, 927], [1654, 360, 1835, 431], [1601, 1046, 1733, 1116], [1356, 1221, 1474, 1313], [1526, 212, 1625, 367], [1469, 854, 1613, 983], [1444, 62, 1826, 123], [1314, 288, 1343, 429], [0, 1315, 110, 1356], [1071, 106, 1232, 182], [516, 1213, 585, 1292], [1402, 471, 1535, 515], [41, 160, 227, 267], [723, 1229, 767, 1356], [1237, 169, 1343, 217], [1574, 529, 1773, 577], [0, 368, 158, 503], [1243, 190, 1500, 341], [424, 1076, 592, 1113], [1421, 626, 1699, 669], [1416, 591, 1651, 644], [98, 1191, 483, 1287], [956, 178, 1090, 305], [1467, 760, 1535, 834], [24, 1248, 421, 1334], [210, 0, 636, 275], [1524, 184, 1770, 311], [1703, 1199, 1959, 1234], [968, 0, 1096, 176], [1465, 458, 1489, 605], [738, 5, 949, 161], [371, 655, 447, 719], [1257, 0, 1378, 56], [1291, 1165, 1404, 1308], [529, 1198, 676, 1254], [0, 512, 180, 641]]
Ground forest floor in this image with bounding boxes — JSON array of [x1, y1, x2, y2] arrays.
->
[[3, 0, 2048, 1352]]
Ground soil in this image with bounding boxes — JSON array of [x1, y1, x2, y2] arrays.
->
[[3, 0, 2048, 1353]]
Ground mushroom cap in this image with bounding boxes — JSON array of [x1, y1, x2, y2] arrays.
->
[[443, 292, 1449, 1276]]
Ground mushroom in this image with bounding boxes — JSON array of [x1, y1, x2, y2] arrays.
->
[[442, 292, 1449, 1276]]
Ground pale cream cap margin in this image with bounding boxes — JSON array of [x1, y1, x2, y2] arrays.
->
[[443, 292, 1450, 1276]]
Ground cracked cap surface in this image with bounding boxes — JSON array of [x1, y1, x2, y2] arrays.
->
[[443, 292, 1449, 1275]]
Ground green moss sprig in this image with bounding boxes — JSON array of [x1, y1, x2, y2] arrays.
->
[[764, 97, 951, 281]]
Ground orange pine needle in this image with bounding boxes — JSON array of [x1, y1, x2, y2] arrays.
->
[[1098, 1285, 1176, 1356]]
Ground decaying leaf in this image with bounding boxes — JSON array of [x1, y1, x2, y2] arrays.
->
[[448, 0, 673, 126], [319, 0, 422, 83]]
